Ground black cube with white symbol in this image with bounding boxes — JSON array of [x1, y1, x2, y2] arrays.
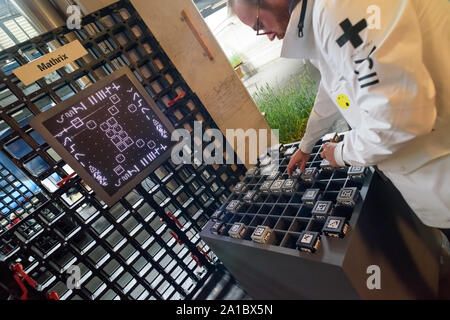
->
[[243, 190, 259, 204], [296, 231, 321, 253], [270, 179, 285, 195], [267, 171, 280, 181], [337, 187, 360, 207], [301, 168, 319, 183], [259, 157, 272, 167], [312, 201, 334, 220], [283, 146, 297, 157], [210, 222, 226, 235], [260, 163, 278, 176], [246, 167, 259, 177], [210, 209, 230, 222], [291, 169, 302, 179], [301, 189, 321, 207], [226, 200, 242, 213], [320, 159, 334, 171], [322, 216, 349, 238], [251, 226, 274, 244], [347, 166, 368, 180], [260, 180, 273, 194], [228, 223, 247, 239], [233, 182, 247, 194], [282, 178, 299, 194], [267, 144, 284, 156]]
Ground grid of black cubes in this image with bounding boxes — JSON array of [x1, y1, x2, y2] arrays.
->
[[210, 139, 369, 253], [0, 0, 246, 300]]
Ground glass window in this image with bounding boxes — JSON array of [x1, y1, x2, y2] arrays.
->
[[0, 1, 40, 50]]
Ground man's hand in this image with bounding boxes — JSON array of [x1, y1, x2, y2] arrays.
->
[[287, 150, 310, 176], [321, 142, 339, 167]]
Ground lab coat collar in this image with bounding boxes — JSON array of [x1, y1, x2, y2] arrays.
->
[[281, 0, 317, 60], [289, 0, 301, 14]]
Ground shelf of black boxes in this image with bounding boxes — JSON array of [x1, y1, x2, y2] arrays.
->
[[200, 136, 442, 299], [0, 0, 247, 300]]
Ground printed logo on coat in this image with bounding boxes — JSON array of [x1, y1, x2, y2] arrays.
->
[[336, 18, 368, 49]]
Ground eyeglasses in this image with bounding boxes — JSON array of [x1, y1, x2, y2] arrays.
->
[[256, 0, 271, 36]]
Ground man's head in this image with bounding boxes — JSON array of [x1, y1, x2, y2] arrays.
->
[[229, 0, 291, 41]]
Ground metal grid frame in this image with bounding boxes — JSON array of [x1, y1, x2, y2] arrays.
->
[[0, 0, 246, 300]]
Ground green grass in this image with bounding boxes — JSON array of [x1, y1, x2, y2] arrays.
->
[[252, 74, 317, 144], [229, 53, 244, 68]]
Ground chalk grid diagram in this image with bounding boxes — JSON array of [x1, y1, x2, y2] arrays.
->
[[44, 75, 171, 196]]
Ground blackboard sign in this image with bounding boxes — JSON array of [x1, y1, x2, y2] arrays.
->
[[30, 67, 176, 206]]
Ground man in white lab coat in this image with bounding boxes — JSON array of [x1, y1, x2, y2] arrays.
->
[[229, 0, 450, 235]]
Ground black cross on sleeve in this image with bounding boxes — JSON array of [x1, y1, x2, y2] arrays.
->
[[336, 18, 368, 49]]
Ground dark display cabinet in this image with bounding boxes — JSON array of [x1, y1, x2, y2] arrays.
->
[[201, 137, 442, 299]]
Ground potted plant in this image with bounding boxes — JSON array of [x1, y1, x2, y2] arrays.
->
[[229, 53, 244, 78]]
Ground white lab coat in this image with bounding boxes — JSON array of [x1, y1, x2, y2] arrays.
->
[[281, 0, 450, 228]]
